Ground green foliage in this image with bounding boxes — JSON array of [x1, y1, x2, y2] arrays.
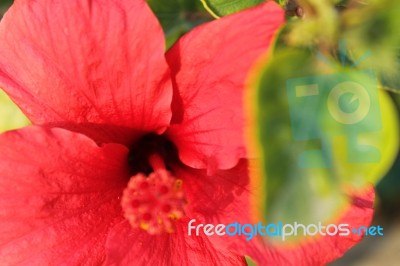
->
[[0, 90, 30, 133], [277, 0, 400, 94], [249, 48, 398, 237], [245, 257, 257, 266], [341, 0, 400, 92], [148, 0, 211, 48], [0, 0, 12, 19], [200, 0, 265, 17]]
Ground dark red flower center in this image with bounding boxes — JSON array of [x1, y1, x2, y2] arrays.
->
[[122, 134, 186, 234], [128, 133, 178, 175]]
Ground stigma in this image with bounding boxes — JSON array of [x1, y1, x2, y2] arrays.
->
[[121, 154, 186, 234]]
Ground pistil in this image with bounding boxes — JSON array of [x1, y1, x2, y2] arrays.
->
[[121, 154, 186, 234]]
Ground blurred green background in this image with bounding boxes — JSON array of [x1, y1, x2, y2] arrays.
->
[[1, 0, 400, 265]]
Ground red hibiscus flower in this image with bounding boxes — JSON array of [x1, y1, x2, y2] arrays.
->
[[0, 0, 374, 265]]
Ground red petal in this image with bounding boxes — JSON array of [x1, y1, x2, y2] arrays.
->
[[0, 126, 130, 264], [0, 0, 172, 144], [175, 160, 257, 258], [105, 219, 246, 266], [166, 2, 284, 170], [105, 160, 251, 265], [175, 159, 251, 224]]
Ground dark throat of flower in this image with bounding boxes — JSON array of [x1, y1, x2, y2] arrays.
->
[[122, 134, 186, 235]]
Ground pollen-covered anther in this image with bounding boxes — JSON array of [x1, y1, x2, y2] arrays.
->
[[121, 169, 186, 234]]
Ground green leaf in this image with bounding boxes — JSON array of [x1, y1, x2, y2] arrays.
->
[[201, 0, 264, 17], [0, 89, 30, 132], [0, 0, 12, 19], [285, 0, 338, 46], [148, 0, 211, 48], [247, 48, 399, 242], [342, 0, 400, 92], [245, 256, 257, 266]]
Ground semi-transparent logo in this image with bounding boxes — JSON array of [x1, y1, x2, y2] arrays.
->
[[286, 44, 381, 168]]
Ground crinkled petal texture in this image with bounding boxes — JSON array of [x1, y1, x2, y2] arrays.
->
[[0, 126, 130, 265], [179, 159, 252, 224], [166, 2, 284, 170], [105, 160, 251, 265], [105, 220, 247, 266], [0, 0, 172, 144]]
